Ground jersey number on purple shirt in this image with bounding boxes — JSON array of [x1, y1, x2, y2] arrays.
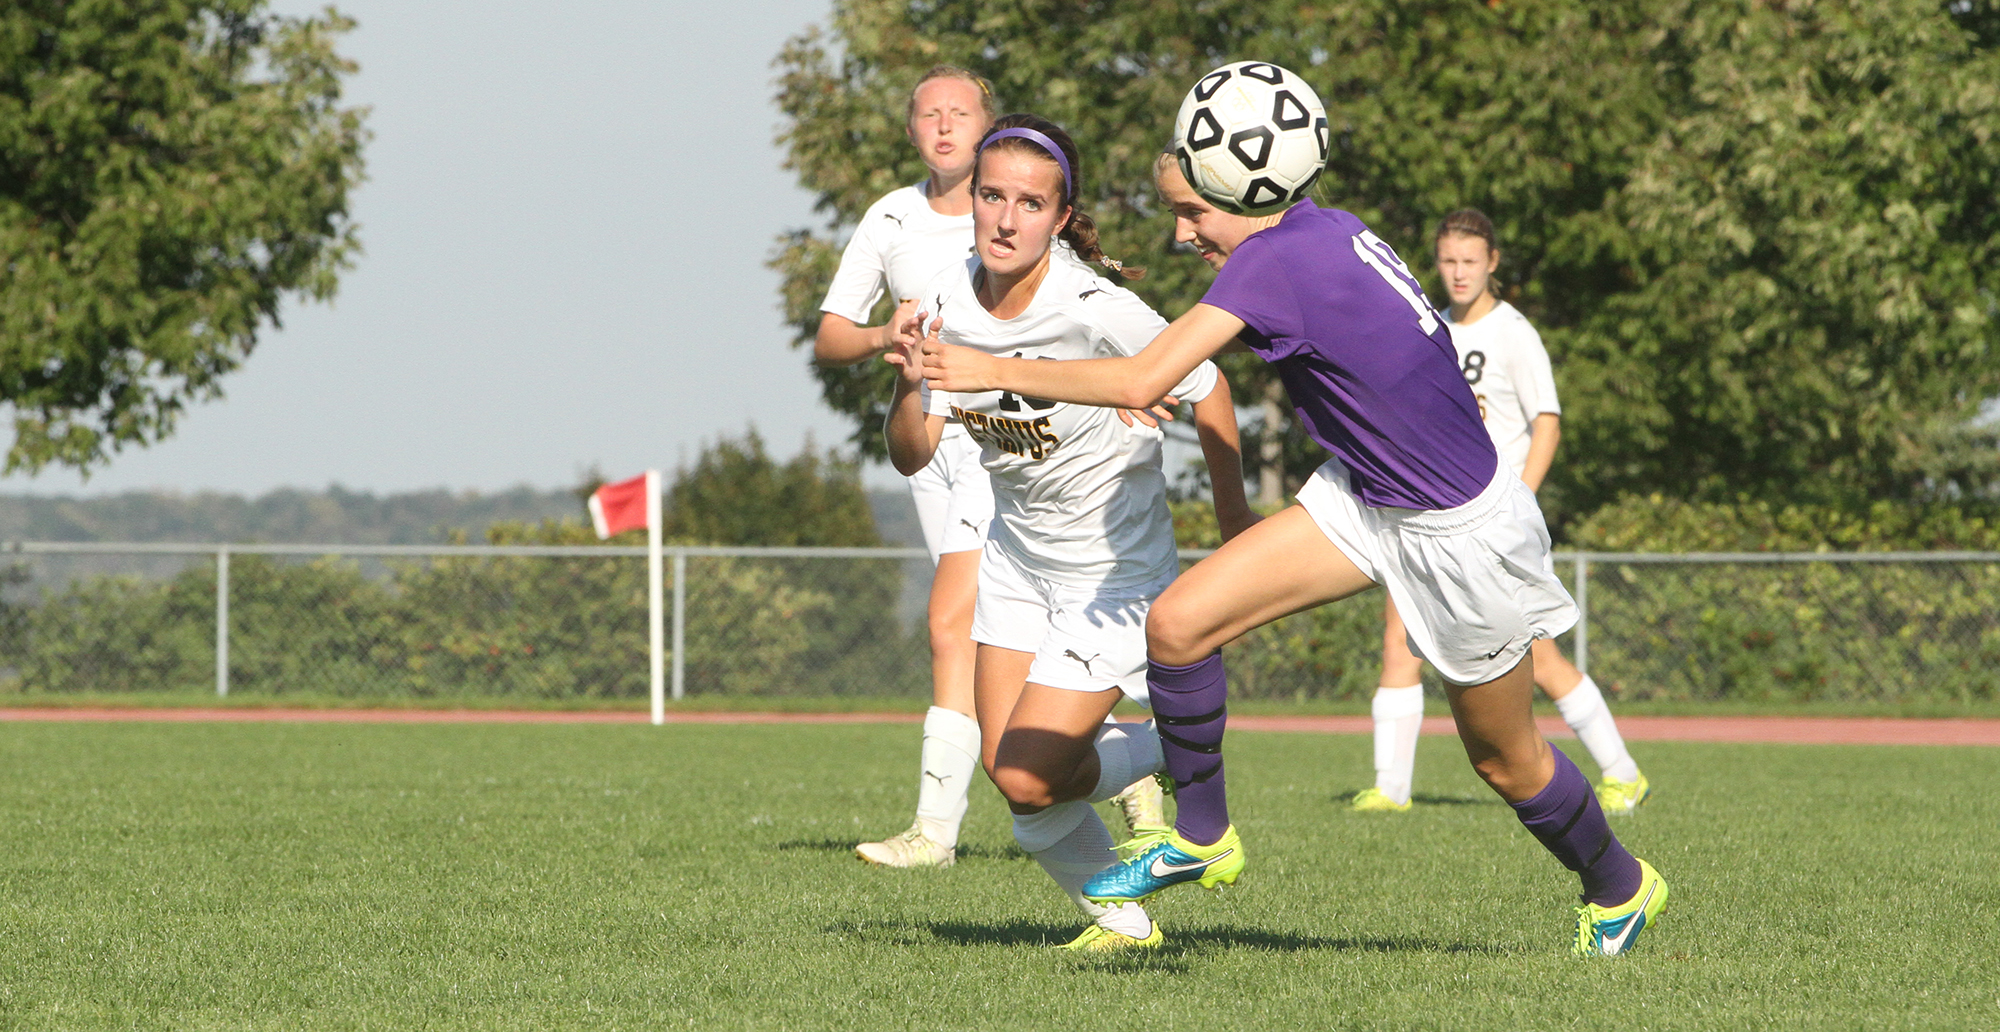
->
[[1350, 230, 1440, 335]]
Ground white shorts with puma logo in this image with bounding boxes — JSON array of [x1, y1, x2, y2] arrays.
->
[[969, 541, 1169, 704]]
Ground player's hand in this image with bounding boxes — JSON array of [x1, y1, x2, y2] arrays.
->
[[1117, 396, 1180, 428], [877, 299, 920, 354], [882, 314, 933, 387], [919, 324, 996, 392]]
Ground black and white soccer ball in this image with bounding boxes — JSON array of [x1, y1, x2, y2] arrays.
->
[[1173, 61, 1328, 216]]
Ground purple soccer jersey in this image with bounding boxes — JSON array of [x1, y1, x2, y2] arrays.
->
[[1201, 202, 1497, 511]]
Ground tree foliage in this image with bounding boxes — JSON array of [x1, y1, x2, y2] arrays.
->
[[0, 1, 366, 473], [772, 0, 2000, 529]]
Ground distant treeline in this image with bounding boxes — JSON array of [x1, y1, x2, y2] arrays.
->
[[0, 486, 589, 545], [0, 483, 923, 547]]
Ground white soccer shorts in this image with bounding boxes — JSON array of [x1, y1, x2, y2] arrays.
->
[[969, 542, 1168, 706], [1296, 458, 1577, 686], [907, 424, 994, 562]]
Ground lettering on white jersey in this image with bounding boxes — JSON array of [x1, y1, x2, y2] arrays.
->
[[951, 405, 1061, 460]]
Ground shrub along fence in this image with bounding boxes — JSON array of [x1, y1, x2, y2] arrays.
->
[[0, 543, 1996, 704]]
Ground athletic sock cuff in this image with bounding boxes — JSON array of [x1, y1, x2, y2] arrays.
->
[[1372, 684, 1425, 720], [1552, 675, 1606, 727], [923, 706, 980, 751], [1012, 800, 1093, 853]]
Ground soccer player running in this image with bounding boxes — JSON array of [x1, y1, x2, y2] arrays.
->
[[1354, 209, 1650, 816], [918, 147, 1669, 955], [818, 67, 1166, 868], [885, 114, 1255, 951]]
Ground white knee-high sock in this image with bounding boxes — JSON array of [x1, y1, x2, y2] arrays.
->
[[914, 706, 981, 845], [1553, 675, 1638, 783], [1087, 721, 1164, 802], [1371, 684, 1425, 805], [1013, 801, 1154, 938]]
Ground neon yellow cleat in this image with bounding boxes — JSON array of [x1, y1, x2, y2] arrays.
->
[[1109, 775, 1168, 836], [1350, 787, 1413, 812], [854, 825, 955, 869], [1595, 771, 1652, 815], [1059, 921, 1164, 952], [1573, 858, 1669, 957]]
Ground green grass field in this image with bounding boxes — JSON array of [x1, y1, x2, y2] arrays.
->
[[1, 723, 1995, 1030]]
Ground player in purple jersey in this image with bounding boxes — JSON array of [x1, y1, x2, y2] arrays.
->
[[915, 152, 1670, 956]]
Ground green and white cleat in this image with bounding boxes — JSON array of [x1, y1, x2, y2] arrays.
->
[[1059, 920, 1164, 952], [1573, 858, 1669, 957], [1596, 771, 1653, 815], [1350, 787, 1413, 812], [854, 825, 955, 869], [1109, 775, 1168, 837]]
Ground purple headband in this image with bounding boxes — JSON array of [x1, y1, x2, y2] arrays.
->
[[980, 127, 1072, 198]]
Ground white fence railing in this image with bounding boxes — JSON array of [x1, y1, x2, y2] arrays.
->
[[4, 542, 1999, 703]]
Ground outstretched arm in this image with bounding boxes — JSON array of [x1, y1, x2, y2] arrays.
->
[[1191, 368, 1258, 542], [813, 300, 920, 367], [920, 303, 1247, 409]]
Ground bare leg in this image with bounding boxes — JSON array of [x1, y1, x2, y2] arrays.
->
[[1530, 637, 1583, 699], [928, 550, 980, 716], [1143, 506, 1376, 843], [1147, 506, 1378, 664], [1532, 638, 1642, 788], [1442, 652, 1552, 803], [1380, 596, 1423, 686], [1362, 595, 1428, 805]]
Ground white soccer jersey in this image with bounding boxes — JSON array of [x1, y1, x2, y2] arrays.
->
[[922, 257, 1220, 591], [819, 184, 974, 324], [1445, 301, 1560, 478]]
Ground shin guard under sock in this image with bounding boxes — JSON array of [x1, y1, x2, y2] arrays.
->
[[1510, 745, 1643, 905], [914, 706, 980, 845], [1148, 654, 1231, 846]]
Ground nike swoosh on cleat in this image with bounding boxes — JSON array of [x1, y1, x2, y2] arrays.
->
[[1599, 883, 1656, 955], [1150, 848, 1232, 878]]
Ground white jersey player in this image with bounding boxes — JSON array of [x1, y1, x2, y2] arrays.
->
[[815, 67, 1000, 870], [1353, 209, 1650, 816], [886, 115, 1253, 952]]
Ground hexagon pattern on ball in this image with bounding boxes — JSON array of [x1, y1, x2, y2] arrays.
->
[[1173, 60, 1328, 216]]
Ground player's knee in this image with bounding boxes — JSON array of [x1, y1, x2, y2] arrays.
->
[[1470, 753, 1537, 799], [1144, 597, 1213, 666], [988, 763, 1059, 809]]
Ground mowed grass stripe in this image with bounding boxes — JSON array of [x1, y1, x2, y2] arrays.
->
[[0, 724, 1994, 1030]]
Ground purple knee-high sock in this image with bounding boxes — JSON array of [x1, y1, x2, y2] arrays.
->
[[1149, 653, 1231, 846], [1510, 745, 1643, 905]]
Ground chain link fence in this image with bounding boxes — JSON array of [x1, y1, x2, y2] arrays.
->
[[1, 543, 1997, 704]]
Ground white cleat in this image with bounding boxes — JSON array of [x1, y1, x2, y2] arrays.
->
[[854, 825, 956, 869], [1109, 775, 1168, 837]]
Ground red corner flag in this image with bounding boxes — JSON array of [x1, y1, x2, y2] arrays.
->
[[588, 472, 655, 539]]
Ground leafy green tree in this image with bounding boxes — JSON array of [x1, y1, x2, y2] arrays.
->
[[658, 429, 881, 547], [0, 1, 366, 473], [772, 0, 2000, 528]]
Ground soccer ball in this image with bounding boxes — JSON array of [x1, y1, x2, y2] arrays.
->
[[1173, 61, 1328, 216]]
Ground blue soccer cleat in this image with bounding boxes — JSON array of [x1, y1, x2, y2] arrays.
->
[[1083, 824, 1245, 904]]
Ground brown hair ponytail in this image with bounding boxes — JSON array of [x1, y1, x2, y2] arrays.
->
[[976, 113, 1145, 281]]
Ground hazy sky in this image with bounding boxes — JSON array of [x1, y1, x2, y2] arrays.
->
[[2, 0, 861, 497]]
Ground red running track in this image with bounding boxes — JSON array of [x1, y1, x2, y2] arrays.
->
[[1, 708, 1997, 746]]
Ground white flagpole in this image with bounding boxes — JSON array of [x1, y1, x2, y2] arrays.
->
[[646, 469, 665, 726]]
